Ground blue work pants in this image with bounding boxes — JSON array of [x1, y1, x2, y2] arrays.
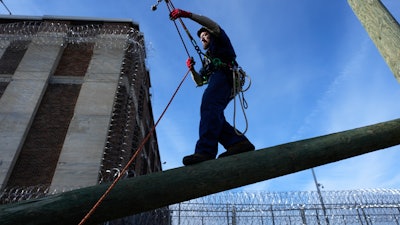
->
[[195, 69, 247, 157]]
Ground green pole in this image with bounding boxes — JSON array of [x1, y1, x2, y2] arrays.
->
[[1, 118, 400, 225]]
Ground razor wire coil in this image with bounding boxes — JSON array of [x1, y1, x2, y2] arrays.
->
[[2, 187, 400, 224], [0, 21, 145, 52]]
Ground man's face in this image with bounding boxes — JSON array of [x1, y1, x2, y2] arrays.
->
[[200, 31, 211, 50]]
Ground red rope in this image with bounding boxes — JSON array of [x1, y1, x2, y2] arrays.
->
[[78, 68, 191, 225]]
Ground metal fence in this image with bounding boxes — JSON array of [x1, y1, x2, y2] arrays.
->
[[1, 186, 400, 224], [169, 189, 400, 225]]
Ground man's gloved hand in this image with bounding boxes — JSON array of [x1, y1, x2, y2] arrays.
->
[[186, 57, 195, 70], [170, 9, 192, 20]]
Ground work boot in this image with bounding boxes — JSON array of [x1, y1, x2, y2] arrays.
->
[[183, 153, 214, 166], [218, 139, 255, 158]]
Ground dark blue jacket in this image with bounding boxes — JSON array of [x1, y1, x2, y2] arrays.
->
[[206, 27, 236, 64], [200, 28, 236, 78]]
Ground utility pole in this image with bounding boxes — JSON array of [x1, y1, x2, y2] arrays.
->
[[348, 0, 400, 83]]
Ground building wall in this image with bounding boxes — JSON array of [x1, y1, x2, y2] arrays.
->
[[6, 83, 81, 187], [49, 36, 126, 190], [0, 34, 63, 189], [0, 82, 8, 97], [0, 18, 162, 195]]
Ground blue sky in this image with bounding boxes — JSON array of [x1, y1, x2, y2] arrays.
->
[[7, 0, 400, 192]]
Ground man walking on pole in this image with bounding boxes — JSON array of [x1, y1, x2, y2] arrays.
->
[[170, 9, 255, 166]]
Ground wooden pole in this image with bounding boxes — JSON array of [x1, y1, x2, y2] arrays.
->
[[348, 0, 400, 83], [1, 118, 400, 225]]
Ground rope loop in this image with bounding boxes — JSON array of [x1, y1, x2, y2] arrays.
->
[[231, 66, 251, 136]]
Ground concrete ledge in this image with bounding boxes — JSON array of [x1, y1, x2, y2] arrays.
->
[[13, 71, 53, 81]]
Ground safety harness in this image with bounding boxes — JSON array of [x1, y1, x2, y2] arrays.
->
[[204, 56, 251, 135]]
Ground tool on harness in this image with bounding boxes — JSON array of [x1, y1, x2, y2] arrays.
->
[[202, 56, 250, 92], [199, 57, 233, 84]]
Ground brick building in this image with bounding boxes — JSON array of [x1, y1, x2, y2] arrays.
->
[[0, 15, 167, 223]]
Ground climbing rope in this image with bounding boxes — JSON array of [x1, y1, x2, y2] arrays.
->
[[80, 2, 201, 223], [156, 0, 205, 62], [78, 69, 191, 225], [79, 1, 254, 223], [231, 67, 251, 135]]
